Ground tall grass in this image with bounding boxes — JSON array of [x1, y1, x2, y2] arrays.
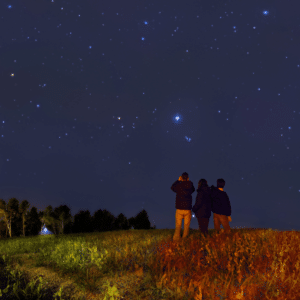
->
[[1, 227, 300, 299]]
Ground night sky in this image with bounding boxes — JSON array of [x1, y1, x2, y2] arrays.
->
[[1, 0, 299, 232]]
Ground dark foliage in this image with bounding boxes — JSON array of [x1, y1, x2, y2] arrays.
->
[[0, 198, 156, 239], [112, 213, 131, 231], [91, 209, 117, 232], [131, 210, 151, 230], [72, 210, 93, 234], [24, 207, 43, 236]]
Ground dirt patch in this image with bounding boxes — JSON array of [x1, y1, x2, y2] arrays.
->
[[6, 253, 93, 299], [5, 253, 155, 300]]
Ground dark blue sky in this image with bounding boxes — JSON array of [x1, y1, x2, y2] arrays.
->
[[1, 0, 299, 231]]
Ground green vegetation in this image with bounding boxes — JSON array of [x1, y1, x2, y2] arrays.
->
[[1, 227, 300, 299]]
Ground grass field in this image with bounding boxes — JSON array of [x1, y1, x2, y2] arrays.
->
[[1, 227, 300, 299]]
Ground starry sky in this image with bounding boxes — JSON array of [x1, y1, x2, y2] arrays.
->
[[1, 0, 300, 232]]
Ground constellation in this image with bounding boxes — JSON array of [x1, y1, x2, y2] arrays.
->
[[156, 98, 205, 145]]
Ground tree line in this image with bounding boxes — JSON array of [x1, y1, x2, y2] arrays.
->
[[0, 197, 156, 239]]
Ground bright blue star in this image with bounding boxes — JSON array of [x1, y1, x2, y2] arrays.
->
[[254, 8, 275, 23], [172, 114, 183, 124]]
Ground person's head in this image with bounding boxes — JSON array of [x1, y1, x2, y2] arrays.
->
[[181, 172, 189, 181], [198, 179, 208, 188], [181, 172, 225, 189], [216, 178, 225, 189]]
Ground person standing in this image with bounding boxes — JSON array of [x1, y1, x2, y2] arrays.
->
[[171, 172, 232, 242], [192, 177, 232, 237], [171, 172, 195, 242]]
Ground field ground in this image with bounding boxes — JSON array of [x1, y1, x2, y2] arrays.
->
[[1, 227, 300, 299]]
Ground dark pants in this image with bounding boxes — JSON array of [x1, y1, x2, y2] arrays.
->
[[196, 217, 209, 236], [196, 213, 231, 236]]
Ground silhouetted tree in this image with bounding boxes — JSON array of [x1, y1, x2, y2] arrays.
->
[[19, 200, 31, 237], [0, 219, 8, 238], [0, 199, 13, 237], [72, 210, 93, 233], [132, 209, 151, 230], [113, 213, 131, 231], [0, 196, 156, 239], [52, 205, 74, 235], [0, 220, 7, 238], [10, 212, 23, 237], [0, 198, 24, 237], [127, 216, 137, 229], [0, 200, 31, 238], [61, 219, 74, 234], [92, 209, 117, 232], [25, 207, 43, 236]]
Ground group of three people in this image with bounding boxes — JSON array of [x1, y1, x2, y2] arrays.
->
[[171, 172, 232, 242]]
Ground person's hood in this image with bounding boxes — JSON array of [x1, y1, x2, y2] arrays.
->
[[196, 181, 210, 193]]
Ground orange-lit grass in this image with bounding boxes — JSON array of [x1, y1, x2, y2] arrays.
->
[[146, 229, 300, 299]]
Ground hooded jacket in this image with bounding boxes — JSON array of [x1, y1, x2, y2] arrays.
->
[[170, 180, 231, 217]]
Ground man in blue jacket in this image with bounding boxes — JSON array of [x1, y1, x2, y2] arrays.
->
[[171, 172, 232, 242]]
